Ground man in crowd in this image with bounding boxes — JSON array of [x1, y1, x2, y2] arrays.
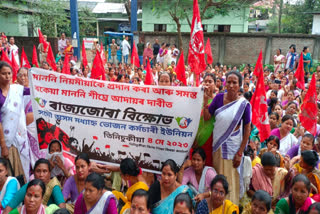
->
[[109, 39, 119, 65], [137, 38, 144, 66], [58, 33, 67, 61], [122, 36, 131, 64], [153, 39, 160, 64]]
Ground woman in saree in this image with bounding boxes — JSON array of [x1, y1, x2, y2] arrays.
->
[[0, 61, 31, 181], [182, 148, 216, 201], [0, 158, 20, 211], [285, 44, 297, 70], [203, 71, 252, 205], [173, 193, 194, 214], [47, 140, 74, 186], [242, 190, 273, 214], [248, 152, 287, 205], [292, 150, 320, 195], [9, 179, 59, 214], [143, 43, 153, 67], [113, 158, 149, 214], [195, 73, 216, 166], [269, 115, 298, 156], [303, 47, 313, 73], [74, 173, 117, 214], [62, 153, 90, 212], [275, 174, 315, 214], [37, 35, 49, 63], [148, 159, 193, 214], [196, 174, 239, 214], [3, 159, 66, 214], [129, 189, 150, 214], [274, 49, 285, 73], [259, 135, 284, 167], [63, 40, 74, 60]]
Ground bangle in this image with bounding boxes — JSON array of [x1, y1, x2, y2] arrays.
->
[[209, 191, 211, 197], [237, 151, 243, 157]]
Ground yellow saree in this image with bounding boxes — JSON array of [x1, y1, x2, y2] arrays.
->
[[210, 200, 239, 214]]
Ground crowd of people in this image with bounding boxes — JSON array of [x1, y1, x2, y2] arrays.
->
[[1, 30, 320, 214]]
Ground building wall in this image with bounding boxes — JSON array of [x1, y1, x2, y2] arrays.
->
[[142, 1, 250, 33], [312, 14, 320, 35], [140, 32, 320, 66]]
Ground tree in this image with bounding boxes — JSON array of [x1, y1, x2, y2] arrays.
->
[[152, 0, 252, 49]]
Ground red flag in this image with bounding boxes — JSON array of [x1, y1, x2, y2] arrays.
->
[[144, 59, 153, 85], [188, 0, 206, 76], [131, 41, 140, 68], [294, 53, 305, 90], [175, 50, 187, 86], [32, 45, 39, 67], [20, 47, 31, 69], [250, 50, 270, 142], [46, 43, 57, 71], [82, 41, 88, 68], [299, 74, 317, 136], [1, 51, 12, 66], [205, 38, 213, 65], [100, 43, 106, 66], [38, 29, 48, 51], [62, 55, 70, 75], [11, 52, 19, 83], [91, 50, 106, 80]]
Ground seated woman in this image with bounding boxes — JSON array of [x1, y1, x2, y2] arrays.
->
[[292, 150, 320, 194], [307, 202, 320, 213], [182, 148, 216, 198], [196, 174, 239, 214], [9, 179, 59, 214], [269, 115, 298, 156], [249, 152, 287, 205], [173, 193, 194, 214], [4, 159, 65, 213], [74, 173, 117, 214], [259, 136, 284, 167], [148, 159, 193, 214], [113, 158, 149, 214], [275, 174, 315, 213], [129, 189, 150, 214], [62, 153, 90, 212], [0, 158, 20, 211], [47, 140, 74, 185], [242, 190, 273, 214], [287, 134, 315, 166]]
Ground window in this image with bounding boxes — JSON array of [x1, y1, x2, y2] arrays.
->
[[214, 25, 231, 32], [154, 24, 166, 32], [27, 21, 34, 37], [202, 24, 207, 32]]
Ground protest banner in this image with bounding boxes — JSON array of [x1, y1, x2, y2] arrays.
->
[[29, 68, 203, 173]]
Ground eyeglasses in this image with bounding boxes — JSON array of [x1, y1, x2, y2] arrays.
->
[[212, 189, 225, 197]]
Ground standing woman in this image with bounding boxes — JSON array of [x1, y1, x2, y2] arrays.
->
[[303, 46, 313, 73], [0, 158, 20, 211], [274, 49, 285, 73], [0, 61, 30, 181], [74, 173, 117, 214], [148, 159, 193, 214], [195, 73, 216, 166], [203, 71, 252, 205], [143, 43, 153, 67], [63, 39, 74, 60], [38, 35, 49, 63]]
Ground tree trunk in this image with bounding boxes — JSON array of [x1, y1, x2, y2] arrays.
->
[[176, 21, 182, 50], [278, 0, 283, 33]]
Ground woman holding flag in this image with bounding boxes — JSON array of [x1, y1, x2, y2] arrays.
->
[[203, 71, 252, 205]]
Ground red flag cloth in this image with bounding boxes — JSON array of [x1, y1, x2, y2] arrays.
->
[[299, 74, 318, 136], [62, 55, 70, 75], [250, 50, 270, 142], [294, 53, 305, 90], [144, 59, 153, 85], [46, 43, 57, 71], [175, 50, 187, 86], [188, 0, 206, 76], [20, 47, 31, 69], [11, 52, 19, 83], [205, 38, 213, 65], [82, 41, 88, 68], [100, 43, 106, 66], [38, 29, 48, 51], [32, 45, 39, 67], [91, 50, 106, 80], [131, 41, 140, 68], [1, 51, 12, 66]]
